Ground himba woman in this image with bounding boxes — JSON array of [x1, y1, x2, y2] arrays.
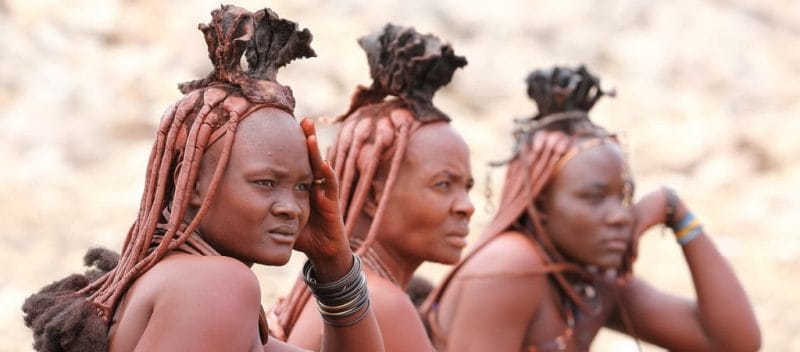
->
[[21, 5, 385, 352], [420, 65, 761, 351], [268, 24, 474, 351]]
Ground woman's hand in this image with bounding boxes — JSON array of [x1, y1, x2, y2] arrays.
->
[[293, 118, 354, 282], [631, 187, 689, 240]]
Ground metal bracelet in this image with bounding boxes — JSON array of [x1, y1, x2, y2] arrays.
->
[[317, 289, 370, 317], [321, 301, 372, 328], [303, 254, 362, 290], [303, 254, 371, 325], [316, 275, 368, 311]]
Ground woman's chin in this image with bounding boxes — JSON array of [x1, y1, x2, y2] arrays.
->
[[258, 251, 293, 266], [593, 257, 624, 271], [429, 249, 463, 265], [576, 253, 624, 271]]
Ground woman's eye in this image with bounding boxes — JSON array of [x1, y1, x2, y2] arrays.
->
[[294, 183, 311, 192], [434, 181, 451, 190], [256, 180, 276, 188], [583, 193, 605, 204]]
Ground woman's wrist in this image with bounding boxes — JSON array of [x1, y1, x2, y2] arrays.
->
[[670, 209, 704, 246], [308, 249, 355, 283], [663, 187, 701, 246], [303, 254, 371, 327], [663, 187, 689, 229]]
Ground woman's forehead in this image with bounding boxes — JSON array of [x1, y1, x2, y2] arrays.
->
[[555, 143, 627, 186], [408, 123, 466, 151], [227, 112, 309, 169], [405, 123, 470, 167], [236, 109, 301, 144]]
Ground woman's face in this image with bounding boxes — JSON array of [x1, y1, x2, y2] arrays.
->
[[540, 142, 634, 269], [193, 107, 312, 266], [376, 122, 475, 265]]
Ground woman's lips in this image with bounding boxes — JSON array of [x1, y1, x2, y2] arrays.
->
[[603, 238, 628, 252], [445, 228, 469, 249], [268, 232, 295, 244], [268, 226, 298, 245], [445, 235, 468, 248]]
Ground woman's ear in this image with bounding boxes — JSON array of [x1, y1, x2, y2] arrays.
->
[[189, 185, 204, 208], [174, 161, 203, 208], [534, 194, 549, 223], [363, 178, 387, 218]]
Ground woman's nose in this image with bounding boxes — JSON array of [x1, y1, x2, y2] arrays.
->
[[606, 202, 634, 229], [453, 191, 475, 220], [271, 192, 302, 219]]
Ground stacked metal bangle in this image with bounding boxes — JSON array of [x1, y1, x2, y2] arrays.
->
[[303, 254, 371, 327]]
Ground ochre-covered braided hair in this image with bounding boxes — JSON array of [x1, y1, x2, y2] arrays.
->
[[21, 5, 315, 351], [421, 65, 636, 327], [268, 23, 466, 340]]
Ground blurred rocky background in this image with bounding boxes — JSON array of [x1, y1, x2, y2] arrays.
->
[[1, 0, 798, 350]]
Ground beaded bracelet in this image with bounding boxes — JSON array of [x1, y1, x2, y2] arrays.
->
[[677, 225, 703, 245], [303, 254, 371, 327], [672, 212, 703, 246]]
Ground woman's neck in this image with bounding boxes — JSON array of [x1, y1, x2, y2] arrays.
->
[[363, 241, 423, 288], [350, 213, 423, 287]]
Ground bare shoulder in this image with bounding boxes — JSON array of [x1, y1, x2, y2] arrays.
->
[[462, 231, 547, 276], [444, 231, 549, 325], [457, 231, 549, 296], [438, 232, 550, 350], [137, 254, 260, 301], [367, 274, 433, 351], [368, 275, 420, 320], [123, 254, 263, 351], [156, 253, 256, 283]]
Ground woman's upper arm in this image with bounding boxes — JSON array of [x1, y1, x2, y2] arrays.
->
[[610, 277, 713, 351], [133, 257, 262, 352]]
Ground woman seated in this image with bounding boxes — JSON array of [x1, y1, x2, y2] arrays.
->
[[269, 24, 474, 352], [22, 5, 383, 352], [421, 65, 761, 351]]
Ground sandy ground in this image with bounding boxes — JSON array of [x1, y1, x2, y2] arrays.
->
[[1, 0, 798, 351]]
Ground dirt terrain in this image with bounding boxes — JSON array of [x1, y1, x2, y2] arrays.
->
[[1, 0, 798, 350]]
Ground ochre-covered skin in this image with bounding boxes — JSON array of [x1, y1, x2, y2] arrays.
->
[[269, 24, 473, 352], [421, 66, 761, 351], [22, 5, 384, 352]]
